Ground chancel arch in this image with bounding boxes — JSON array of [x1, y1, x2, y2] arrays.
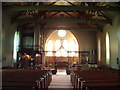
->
[[45, 30, 79, 69]]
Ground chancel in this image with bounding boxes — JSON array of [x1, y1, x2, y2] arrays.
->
[[1, 1, 120, 90]]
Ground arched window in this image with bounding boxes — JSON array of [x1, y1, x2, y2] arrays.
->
[[45, 30, 79, 57], [13, 31, 20, 62], [55, 39, 68, 57], [55, 40, 61, 51], [47, 40, 53, 56], [55, 40, 61, 56], [63, 40, 68, 50], [69, 39, 78, 56], [98, 37, 101, 61], [106, 32, 110, 65]]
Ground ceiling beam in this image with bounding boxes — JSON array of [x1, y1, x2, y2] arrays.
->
[[14, 18, 112, 24], [42, 27, 101, 31], [3, 5, 120, 12]]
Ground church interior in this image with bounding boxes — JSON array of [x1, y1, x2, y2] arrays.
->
[[1, 1, 120, 90]]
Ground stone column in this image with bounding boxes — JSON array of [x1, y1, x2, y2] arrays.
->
[[34, 24, 46, 67], [34, 24, 40, 50]]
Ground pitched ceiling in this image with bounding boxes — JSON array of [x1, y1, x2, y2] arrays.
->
[[2, 2, 120, 31]]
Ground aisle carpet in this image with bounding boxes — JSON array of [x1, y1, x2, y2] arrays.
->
[[48, 69, 73, 90]]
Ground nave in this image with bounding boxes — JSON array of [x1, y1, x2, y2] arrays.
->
[[1, 1, 120, 90], [2, 66, 120, 90]]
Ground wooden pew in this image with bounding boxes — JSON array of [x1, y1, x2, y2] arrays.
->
[[71, 69, 120, 90], [79, 81, 120, 90], [2, 69, 52, 90]]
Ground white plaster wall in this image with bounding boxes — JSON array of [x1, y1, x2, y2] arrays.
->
[[72, 30, 97, 63], [2, 11, 17, 67], [117, 16, 120, 69], [100, 15, 119, 69], [44, 30, 97, 63]]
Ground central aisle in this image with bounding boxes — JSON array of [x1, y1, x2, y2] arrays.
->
[[48, 69, 73, 89]]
